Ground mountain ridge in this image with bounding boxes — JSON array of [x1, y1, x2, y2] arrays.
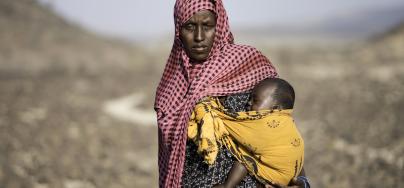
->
[[234, 4, 404, 41], [0, 0, 146, 75]]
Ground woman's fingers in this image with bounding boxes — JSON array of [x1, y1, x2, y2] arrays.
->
[[289, 177, 305, 187]]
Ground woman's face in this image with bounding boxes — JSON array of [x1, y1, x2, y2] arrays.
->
[[180, 10, 216, 62]]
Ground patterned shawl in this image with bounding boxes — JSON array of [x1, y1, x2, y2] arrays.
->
[[154, 0, 278, 187]]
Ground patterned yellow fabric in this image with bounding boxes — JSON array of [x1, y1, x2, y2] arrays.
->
[[188, 97, 304, 186]]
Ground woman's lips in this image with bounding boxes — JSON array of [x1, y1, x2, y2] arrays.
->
[[192, 46, 207, 53]]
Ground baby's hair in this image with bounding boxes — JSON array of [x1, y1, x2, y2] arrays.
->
[[255, 78, 295, 109]]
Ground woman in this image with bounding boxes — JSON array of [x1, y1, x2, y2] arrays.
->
[[154, 0, 309, 187]]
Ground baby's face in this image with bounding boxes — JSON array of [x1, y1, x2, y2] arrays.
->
[[249, 86, 278, 111]]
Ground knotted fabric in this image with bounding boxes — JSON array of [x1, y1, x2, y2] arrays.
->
[[154, 0, 278, 187], [188, 97, 305, 186]]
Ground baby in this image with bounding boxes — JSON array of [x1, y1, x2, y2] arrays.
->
[[214, 78, 302, 188]]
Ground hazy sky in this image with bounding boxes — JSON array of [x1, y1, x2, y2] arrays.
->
[[39, 0, 403, 41]]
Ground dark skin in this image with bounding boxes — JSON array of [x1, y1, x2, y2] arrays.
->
[[214, 85, 306, 188], [213, 163, 306, 188], [180, 10, 216, 63], [180, 10, 307, 188], [249, 85, 279, 111]]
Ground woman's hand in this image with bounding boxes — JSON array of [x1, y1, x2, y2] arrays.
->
[[264, 177, 306, 188]]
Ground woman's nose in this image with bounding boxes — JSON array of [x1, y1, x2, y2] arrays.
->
[[195, 26, 204, 42]]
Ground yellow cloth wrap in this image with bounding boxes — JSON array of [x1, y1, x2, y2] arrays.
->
[[188, 97, 304, 186]]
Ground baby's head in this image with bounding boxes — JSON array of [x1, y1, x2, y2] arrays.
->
[[249, 78, 295, 111]]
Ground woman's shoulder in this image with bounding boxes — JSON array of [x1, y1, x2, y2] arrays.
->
[[223, 44, 262, 55], [221, 44, 266, 63]]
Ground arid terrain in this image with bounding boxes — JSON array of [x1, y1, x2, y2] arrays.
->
[[0, 0, 403, 188]]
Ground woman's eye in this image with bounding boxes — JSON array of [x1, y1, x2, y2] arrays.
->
[[184, 24, 195, 31], [203, 25, 215, 30]]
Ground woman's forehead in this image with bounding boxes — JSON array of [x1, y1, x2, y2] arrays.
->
[[175, 0, 216, 24], [184, 10, 216, 23]]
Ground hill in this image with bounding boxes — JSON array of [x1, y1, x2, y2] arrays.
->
[[259, 21, 404, 187], [234, 4, 404, 46], [0, 1, 159, 188], [0, 0, 147, 76], [358, 22, 404, 63]]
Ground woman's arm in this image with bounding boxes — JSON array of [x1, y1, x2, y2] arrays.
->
[[213, 161, 248, 188]]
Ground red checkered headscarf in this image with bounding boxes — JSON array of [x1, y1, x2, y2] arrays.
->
[[154, 0, 278, 187]]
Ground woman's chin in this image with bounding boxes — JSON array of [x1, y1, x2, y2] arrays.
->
[[189, 53, 209, 62]]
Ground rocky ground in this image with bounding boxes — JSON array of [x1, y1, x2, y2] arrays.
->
[[274, 56, 404, 188], [0, 70, 160, 188]]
